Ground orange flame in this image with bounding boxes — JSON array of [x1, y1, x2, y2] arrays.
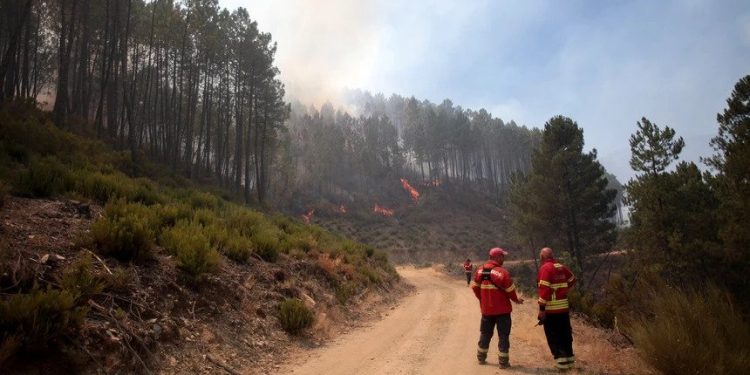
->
[[373, 204, 395, 217], [334, 204, 347, 214], [400, 178, 421, 202], [302, 209, 315, 224]]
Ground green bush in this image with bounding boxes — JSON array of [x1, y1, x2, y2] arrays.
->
[[0, 287, 88, 362], [71, 171, 132, 203], [59, 254, 104, 301], [278, 298, 314, 334], [335, 281, 357, 304], [252, 229, 280, 262], [629, 284, 750, 374], [189, 191, 221, 209], [192, 208, 217, 227], [160, 221, 220, 280], [206, 225, 252, 264], [154, 203, 193, 228], [280, 232, 316, 254], [226, 209, 267, 237], [15, 157, 68, 197], [91, 200, 155, 261]]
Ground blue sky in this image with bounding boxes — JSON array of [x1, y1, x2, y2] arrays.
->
[[219, 0, 750, 181]]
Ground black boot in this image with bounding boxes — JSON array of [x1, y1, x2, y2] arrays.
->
[[477, 348, 488, 364], [498, 352, 510, 369]]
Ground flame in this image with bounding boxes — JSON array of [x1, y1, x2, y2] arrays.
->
[[334, 204, 347, 214], [400, 178, 421, 202], [373, 204, 395, 217], [302, 209, 315, 224]]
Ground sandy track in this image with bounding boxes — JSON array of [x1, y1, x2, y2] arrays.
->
[[277, 267, 644, 375]]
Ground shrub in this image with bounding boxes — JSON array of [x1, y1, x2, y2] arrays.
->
[[189, 191, 221, 209], [629, 284, 750, 374], [226, 209, 267, 237], [192, 208, 217, 227], [335, 281, 357, 304], [104, 267, 132, 292], [72, 171, 131, 203], [131, 178, 165, 205], [59, 254, 104, 301], [15, 157, 68, 197], [154, 203, 193, 229], [207, 226, 252, 264], [160, 221, 220, 280], [360, 268, 382, 285], [280, 232, 316, 254], [0, 287, 88, 363], [252, 229, 280, 262], [278, 298, 313, 334], [91, 200, 155, 261]]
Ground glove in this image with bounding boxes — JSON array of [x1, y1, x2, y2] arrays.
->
[[537, 310, 546, 325]]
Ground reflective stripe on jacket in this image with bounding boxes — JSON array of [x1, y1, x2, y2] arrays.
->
[[470, 260, 520, 315], [537, 258, 576, 314]]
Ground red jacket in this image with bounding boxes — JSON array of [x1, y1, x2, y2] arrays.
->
[[537, 258, 576, 314], [471, 260, 520, 315], [463, 261, 472, 272]]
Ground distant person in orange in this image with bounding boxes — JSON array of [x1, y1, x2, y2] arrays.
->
[[536, 247, 577, 370], [463, 258, 473, 285], [471, 247, 524, 368]]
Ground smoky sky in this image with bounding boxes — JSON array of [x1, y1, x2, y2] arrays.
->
[[219, 0, 750, 181]]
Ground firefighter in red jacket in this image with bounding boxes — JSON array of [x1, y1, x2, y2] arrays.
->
[[537, 247, 577, 370], [470, 247, 524, 368], [463, 258, 473, 285]]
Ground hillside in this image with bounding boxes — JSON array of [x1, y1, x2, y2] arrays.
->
[[298, 182, 512, 265], [0, 102, 403, 374]]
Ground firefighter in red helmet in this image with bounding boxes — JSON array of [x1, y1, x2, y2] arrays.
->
[[463, 258, 473, 285], [471, 247, 524, 368], [537, 247, 577, 370]]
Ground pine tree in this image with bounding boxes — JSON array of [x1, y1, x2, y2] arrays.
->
[[707, 75, 750, 262], [508, 116, 616, 281]]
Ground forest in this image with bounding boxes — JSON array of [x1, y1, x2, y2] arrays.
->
[[1, 0, 749, 373]]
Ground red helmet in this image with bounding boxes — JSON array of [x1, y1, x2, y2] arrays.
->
[[489, 247, 508, 257]]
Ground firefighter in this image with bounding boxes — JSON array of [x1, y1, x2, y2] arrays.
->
[[471, 247, 524, 369], [463, 258, 473, 285], [536, 247, 577, 371]]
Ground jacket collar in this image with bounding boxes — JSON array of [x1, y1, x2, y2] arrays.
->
[[486, 259, 502, 267]]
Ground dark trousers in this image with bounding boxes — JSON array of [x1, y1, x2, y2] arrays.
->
[[465, 271, 472, 284], [478, 314, 511, 353], [543, 312, 574, 360]]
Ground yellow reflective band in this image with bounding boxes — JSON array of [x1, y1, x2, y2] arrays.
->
[[498, 352, 509, 358], [556, 358, 569, 363], [556, 362, 573, 369], [538, 280, 551, 287], [504, 284, 516, 292], [554, 263, 563, 268], [546, 300, 569, 310], [480, 284, 499, 290], [565, 356, 576, 363], [568, 276, 576, 283], [550, 283, 568, 289], [538, 297, 548, 304], [477, 347, 489, 353]]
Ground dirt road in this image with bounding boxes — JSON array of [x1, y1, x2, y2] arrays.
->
[[278, 266, 645, 375]]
